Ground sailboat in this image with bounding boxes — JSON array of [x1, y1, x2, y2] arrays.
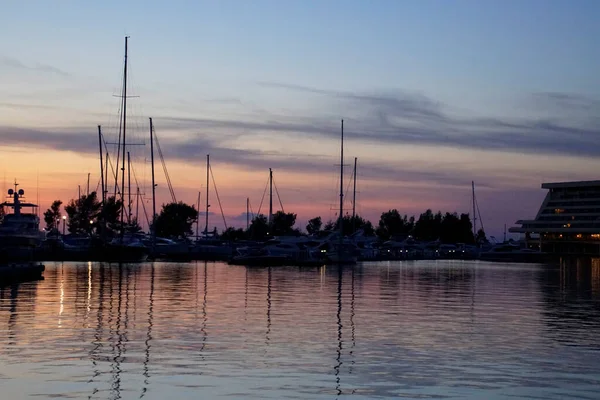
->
[[326, 120, 358, 265], [189, 154, 233, 261], [98, 37, 148, 262]]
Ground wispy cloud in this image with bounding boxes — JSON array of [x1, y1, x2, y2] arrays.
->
[[277, 83, 600, 157], [0, 123, 537, 193], [0, 55, 70, 77]]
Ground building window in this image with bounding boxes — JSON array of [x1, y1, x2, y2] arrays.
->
[[555, 208, 564, 214]]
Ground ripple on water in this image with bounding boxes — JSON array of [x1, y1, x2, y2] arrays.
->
[[0, 260, 599, 399]]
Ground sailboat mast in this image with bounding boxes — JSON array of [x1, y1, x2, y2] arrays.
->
[[204, 154, 210, 236], [352, 157, 357, 219], [149, 117, 156, 252], [196, 191, 201, 239], [135, 187, 140, 224], [352, 156, 357, 233], [472, 180, 476, 237], [119, 36, 129, 240], [339, 120, 344, 238], [98, 125, 105, 204], [268, 168, 273, 226]]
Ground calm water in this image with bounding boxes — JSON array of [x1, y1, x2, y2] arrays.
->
[[1, 260, 599, 399]]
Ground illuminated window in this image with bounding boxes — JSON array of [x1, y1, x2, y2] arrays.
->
[[576, 234, 583, 239], [555, 208, 565, 214]]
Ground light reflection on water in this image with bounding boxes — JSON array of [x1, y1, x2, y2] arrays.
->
[[0, 260, 599, 399]]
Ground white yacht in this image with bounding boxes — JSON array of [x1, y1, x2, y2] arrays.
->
[[0, 184, 45, 262]]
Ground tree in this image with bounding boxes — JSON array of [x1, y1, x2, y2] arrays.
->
[[338, 214, 375, 236], [0, 204, 5, 225], [220, 227, 247, 242], [126, 217, 142, 234], [153, 201, 198, 239], [306, 216, 322, 235], [270, 211, 297, 236], [43, 200, 62, 231], [65, 192, 102, 235], [96, 195, 123, 238], [247, 214, 269, 240], [475, 228, 488, 245], [413, 209, 441, 242], [323, 219, 336, 232], [376, 209, 414, 240]]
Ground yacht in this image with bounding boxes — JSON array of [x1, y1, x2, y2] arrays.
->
[[479, 243, 554, 263], [0, 185, 45, 263]]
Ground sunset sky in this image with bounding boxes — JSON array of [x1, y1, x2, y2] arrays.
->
[[1, 0, 599, 239]]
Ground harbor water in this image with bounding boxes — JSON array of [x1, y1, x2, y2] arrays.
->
[[1, 260, 599, 399]]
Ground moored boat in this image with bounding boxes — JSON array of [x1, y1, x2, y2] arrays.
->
[[0, 184, 45, 263]]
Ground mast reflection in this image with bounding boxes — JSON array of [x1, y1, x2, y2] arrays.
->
[[334, 266, 343, 396], [200, 262, 208, 359], [349, 267, 355, 376], [266, 267, 272, 347], [141, 264, 155, 398], [88, 264, 105, 397]]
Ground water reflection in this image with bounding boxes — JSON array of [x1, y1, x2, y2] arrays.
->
[[0, 260, 599, 399], [141, 264, 154, 398], [334, 267, 343, 396]]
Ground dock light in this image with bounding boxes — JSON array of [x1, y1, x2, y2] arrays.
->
[[62, 215, 67, 235]]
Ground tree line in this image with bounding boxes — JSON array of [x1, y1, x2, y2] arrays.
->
[[43, 193, 487, 244]]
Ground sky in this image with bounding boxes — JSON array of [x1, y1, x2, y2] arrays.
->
[[1, 0, 599, 239]]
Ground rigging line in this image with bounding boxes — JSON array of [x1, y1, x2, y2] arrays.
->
[[257, 176, 270, 216], [344, 166, 355, 214], [475, 194, 485, 233], [138, 192, 151, 230], [101, 134, 120, 196], [152, 126, 176, 203], [209, 164, 228, 230], [130, 165, 150, 229], [271, 176, 285, 213], [248, 199, 255, 220], [114, 94, 124, 197]]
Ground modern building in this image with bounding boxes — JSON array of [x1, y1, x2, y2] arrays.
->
[[509, 180, 600, 256]]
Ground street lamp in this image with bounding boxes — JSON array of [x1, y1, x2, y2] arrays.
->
[[62, 215, 66, 235]]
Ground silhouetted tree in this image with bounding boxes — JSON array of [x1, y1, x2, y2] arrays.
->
[[270, 211, 298, 236], [0, 204, 4, 224], [376, 209, 414, 240], [65, 192, 102, 235], [96, 196, 123, 238], [247, 214, 269, 240], [126, 217, 142, 234], [459, 213, 475, 243], [43, 200, 62, 231], [323, 219, 336, 232], [338, 214, 374, 236], [220, 227, 247, 242], [153, 201, 198, 239], [475, 228, 488, 245], [413, 209, 443, 242], [306, 216, 322, 235]]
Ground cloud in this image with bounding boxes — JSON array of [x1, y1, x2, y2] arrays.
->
[[0, 121, 525, 197], [0, 55, 70, 77], [532, 92, 600, 110], [256, 82, 600, 158]]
